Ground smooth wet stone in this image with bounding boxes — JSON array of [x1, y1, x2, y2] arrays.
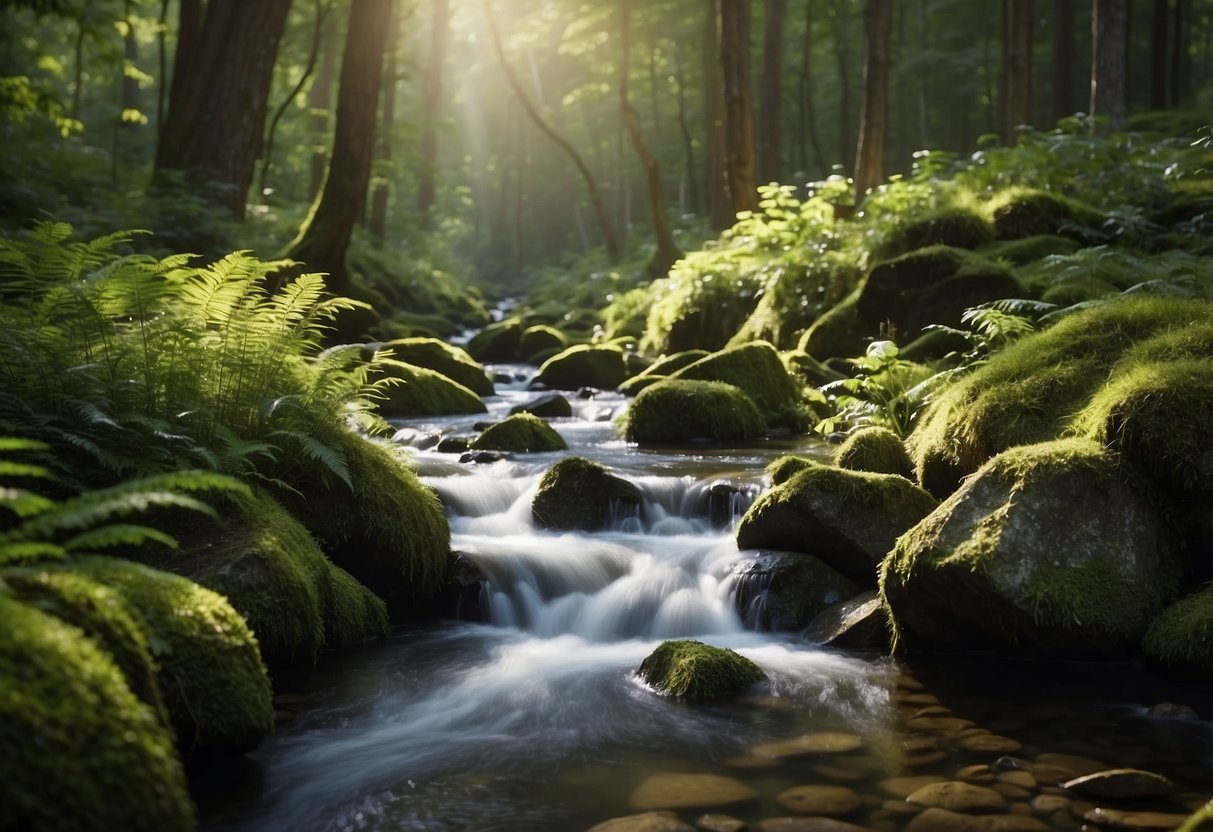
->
[[996, 772, 1036, 790], [629, 774, 759, 811], [695, 814, 746, 832], [913, 706, 954, 718], [1062, 768, 1174, 800], [905, 782, 1009, 813], [991, 783, 1030, 800], [757, 819, 867, 832], [724, 754, 780, 770], [588, 811, 697, 832], [957, 765, 997, 785], [903, 808, 1049, 832], [752, 732, 864, 759], [776, 785, 863, 817], [907, 716, 977, 735], [905, 737, 942, 753], [1034, 753, 1106, 776], [883, 799, 925, 816], [1029, 795, 1070, 815], [1081, 808, 1191, 831], [902, 694, 943, 706], [1148, 702, 1199, 720], [1008, 804, 1032, 817], [960, 735, 1023, 755], [810, 755, 885, 782], [907, 750, 949, 768], [880, 776, 947, 798]]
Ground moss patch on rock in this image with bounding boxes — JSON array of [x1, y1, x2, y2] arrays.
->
[[0, 595, 195, 832], [835, 427, 914, 479], [875, 208, 995, 260], [471, 412, 568, 453], [1143, 586, 1213, 679], [326, 565, 391, 647], [382, 337, 494, 396], [532, 456, 642, 532], [520, 324, 567, 363], [980, 234, 1080, 265], [767, 454, 820, 486], [672, 341, 806, 432], [534, 345, 628, 391], [990, 189, 1106, 241], [374, 359, 487, 418], [637, 639, 765, 701], [467, 318, 525, 363], [620, 379, 763, 445]]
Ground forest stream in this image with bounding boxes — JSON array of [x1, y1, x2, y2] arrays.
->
[[194, 369, 1213, 832]]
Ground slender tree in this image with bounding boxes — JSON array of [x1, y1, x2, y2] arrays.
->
[[153, 0, 292, 219], [719, 0, 758, 215], [703, 0, 732, 229], [416, 0, 450, 229], [758, 0, 787, 183], [1091, 0, 1128, 133], [286, 0, 394, 290], [308, 15, 339, 202], [828, 0, 854, 169], [1150, 0, 1169, 108], [1052, 0, 1076, 119], [369, 2, 402, 244], [1004, 0, 1033, 143], [673, 47, 701, 214], [796, 0, 828, 176], [853, 0, 891, 204]]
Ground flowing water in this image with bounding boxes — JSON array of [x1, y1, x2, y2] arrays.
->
[[198, 371, 1213, 832]]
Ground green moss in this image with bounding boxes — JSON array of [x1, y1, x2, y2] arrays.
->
[[325, 565, 390, 647], [471, 412, 568, 453], [374, 359, 487, 418], [637, 639, 765, 701], [467, 318, 525, 363], [519, 325, 567, 363], [908, 296, 1213, 496], [531, 456, 641, 532], [620, 379, 763, 445], [640, 256, 766, 354], [730, 253, 861, 350], [767, 455, 819, 486], [534, 344, 628, 390], [979, 234, 1080, 265], [0, 595, 195, 832], [69, 556, 274, 753], [382, 337, 493, 396], [1039, 274, 1121, 306], [637, 350, 711, 378], [874, 208, 994, 261], [1144, 585, 1213, 678], [835, 427, 914, 479], [990, 189, 1106, 241], [672, 341, 806, 431], [798, 287, 866, 361]]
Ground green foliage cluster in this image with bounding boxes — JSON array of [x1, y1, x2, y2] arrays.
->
[[637, 639, 765, 701]]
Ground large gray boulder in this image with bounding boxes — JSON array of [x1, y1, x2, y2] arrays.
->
[[730, 551, 861, 632], [736, 460, 938, 586], [880, 439, 1181, 656]]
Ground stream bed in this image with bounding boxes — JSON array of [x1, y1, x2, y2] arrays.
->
[[197, 373, 1213, 832]]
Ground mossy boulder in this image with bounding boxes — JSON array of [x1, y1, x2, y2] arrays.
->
[[620, 379, 763, 445], [730, 550, 862, 632], [799, 287, 866, 362], [619, 350, 711, 396], [0, 595, 195, 832], [382, 337, 494, 395], [640, 264, 765, 354], [835, 427, 914, 479], [69, 556, 274, 753], [637, 639, 765, 701], [991, 190, 1106, 242], [1143, 586, 1213, 678], [532, 456, 642, 532], [671, 341, 806, 431], [509, 392, 574, 419], [534, 344, 628, 391], [737, 459, 938, 586], [980, 234, 1080, 265], [767, 454, 820, 486], [519, 324, 567, 362], [880, 439, 1180, 656], [875, 208, 995, 260], [374, 359, 487, 418], [466, 318, 525, 363], [909, 297, 1213, 497], [470, 412, 568, 453]]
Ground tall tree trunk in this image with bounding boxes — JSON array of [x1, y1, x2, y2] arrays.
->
[[853, 0, 891, 205], [673, 48, 701, 215], [153, 0, 292, 219], [416, 0, 450, 229], [309, 15, 339, 203], [758, 0, 787, 183], [1004, 0, 1033, 143], [828, 0, 853, 169], [286, 0, 394, 291], [797, 0, 828, 176], [621, 0, 682, 277], [369, 2, 402, 244], [1170, 0, 1189, 105], [719, 0, 758, 215], [1052, 0, 1076, 119], [156, 0, 169, 137], [484, 1, 621, 262], [1091, 0, 1128, 134], [703, 0, 732, 229], [918, 0, 930, 147], [1150, 0, 1169, 108]]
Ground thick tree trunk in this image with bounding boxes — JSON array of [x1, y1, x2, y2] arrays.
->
[[621, 0, 682, 277], [1004, 0, 1033, 143], [673, 48, 701, 215], [1169, 0, 1189, 106], [719, 0, 758, 215], [828, 0, 854, 170], [703, 0, 732, 229], [1052, 0, 1075, 119], [1091, 0, 1128, 134], [918, 0, 930, 147], [153, 0, 292, 220], [370, 2, 402, 244], [416, 0, 450, 229], [758, 0, 787, 184], [853, 0, 891, 204], [797, 0, 828, 176], [286, 0, 394, 291], [309, 15, 339, 203]]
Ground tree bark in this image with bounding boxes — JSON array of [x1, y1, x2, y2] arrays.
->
[[853, 0, 891, 204], [153, 0, 292, 219], [1004, 0, 1033, 143], [308, 12, 339, 203], [416, 0, 450, 229], [156, 0, 168, 138], [673, 48, 701, 215], [484, 1, 621, 262], [797, 0, 828, 177], [1091, 0, 1128, 134], [828, 0, 854, 170], [1169, 0, 1188, 106], [918, 0, 930, 147], [1052, 0, 1075, 119], [703, 0, 731, 229], [621, 0, 682, 277], [758, 0, 787, 184], [719, 0, 758, 215], [369, 2, 402, 244], [1150, 0, 1169, 108], [286, 0, 394, 291]]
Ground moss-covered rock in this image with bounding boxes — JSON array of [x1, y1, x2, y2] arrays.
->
[[637, 639, 765, 701], [531, 456, 642, 532], [672, 341, 806, 432], [519, 324, 567, 362], [534, 345, 628, 391], [69, 556, 275, 754], [881, 439, 1180, 656], [325, 565, 391, 647], [737, 459, 937, 586], [0, 595, 195, 832], [1142, 586, 1213, 679], [875, 208, 995, 260], [729, 254, 861, 351], [835, 427, 914, 479], [730, 550, 862, 632], [640, 262, 765, 354], [767, 454, 819, 486], [509, 392, 574, 418], [374, 359, 487, 418], [979, 234, 1080, 265], [466, 318, 525, 363], [620, 379, 763, 445], [798, 286, 867, 362], [619, 349, 713, 396], [991, 190, 1106, 242], [908, 297, 1213, 497], [382, 337, 494, 396], [470, 412, 568, 453]]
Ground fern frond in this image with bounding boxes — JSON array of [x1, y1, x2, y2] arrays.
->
[[0, 540, 66, 567], [0, 487, 56, 518], [63, 524, 178, 553]]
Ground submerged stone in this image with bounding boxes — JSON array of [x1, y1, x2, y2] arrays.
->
[[903, 808, 1048, 832], [628, 773, 759, 811], [752, 732, 865, 760], [905, 781, 1009, 813], [756, 819, 868, 832], [638, 640, 765, 701], [775, 784, 863, 816], [586, 811, 696, 832], [1082, 808, 1191, 831]]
